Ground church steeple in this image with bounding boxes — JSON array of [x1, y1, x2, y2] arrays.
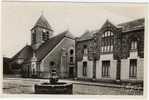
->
[[34, 14, 52, 30], [31, 14, 53, 50]]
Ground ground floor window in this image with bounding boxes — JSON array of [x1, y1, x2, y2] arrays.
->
[[129, 59, 137, 78], [83, 62, 87, 76], [102, 61, 110, 77]]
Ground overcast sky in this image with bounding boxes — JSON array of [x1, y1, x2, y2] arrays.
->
[[2, 2, 147, 58]]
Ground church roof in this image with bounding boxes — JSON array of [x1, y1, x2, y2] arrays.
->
[[34, 14, 52, 30], [11, 45, 33, 63], [35, 30, 74, 61], [117, 18, 144, 32], [12, 31, 75, 63]]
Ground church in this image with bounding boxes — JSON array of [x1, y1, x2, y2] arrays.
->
[[10, 14, 76, 78]]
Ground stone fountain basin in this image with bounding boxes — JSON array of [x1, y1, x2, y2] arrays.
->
[[34, 82, 73, 94]]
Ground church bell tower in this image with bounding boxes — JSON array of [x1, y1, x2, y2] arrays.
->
[[31, 14, 53, 50]]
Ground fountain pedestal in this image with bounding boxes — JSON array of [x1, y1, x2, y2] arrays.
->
[[34, 62, 73, 94], [35, 82, 72, 94]]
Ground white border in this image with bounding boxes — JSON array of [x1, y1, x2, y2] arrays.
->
[[0, 1, 149, 100]]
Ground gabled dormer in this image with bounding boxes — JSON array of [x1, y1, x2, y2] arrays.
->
[[94, 19, 122, 59]]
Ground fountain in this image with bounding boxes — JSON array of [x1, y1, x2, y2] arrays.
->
[[34, 62, 73, 94]]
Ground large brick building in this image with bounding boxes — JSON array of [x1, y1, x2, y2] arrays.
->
[[76, 18, 144, 83]]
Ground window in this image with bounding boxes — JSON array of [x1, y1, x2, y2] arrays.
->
[[83, 62, 87, 76], [101, 31, 113, 53], [70, 49, 74, 55], [42, 32, 46, 41], [131, 40, 137, 50], [43, 29, 46, 33], [50, 61, 55, 66], [107, 31, 110, 36], [46, 32, 49, 40], [105, 32, 107, 37], [83, 45, 88, 55], [32, 33, 36, 43], [102, 61, 110, 77], [129, 59, 137, 78], [42, 30, 49, 41], [110, 45, 113, 52], [103, 31, 114, 37], [70, 57, 73, 63], [111, 32, 113, 36]]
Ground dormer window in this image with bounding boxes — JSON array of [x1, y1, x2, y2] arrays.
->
[[102, 31, 114, 38], [101, 30, 114, 53], [131, 40, 137, 50]]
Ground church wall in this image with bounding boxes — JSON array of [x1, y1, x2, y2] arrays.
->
[[39, 37, 75, 78]]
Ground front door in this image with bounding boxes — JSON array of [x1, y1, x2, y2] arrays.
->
[[69, 67, 74, 78]]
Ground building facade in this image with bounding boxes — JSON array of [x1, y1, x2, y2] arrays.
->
[[9, 15, 144, 82], [76, 18, 144, 83]]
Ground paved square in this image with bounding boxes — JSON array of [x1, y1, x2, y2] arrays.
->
[[3, 78, 143, 95]]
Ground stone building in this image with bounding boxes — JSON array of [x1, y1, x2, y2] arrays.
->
[[76, 18, 144, 83], [11, 14, 76, 78]]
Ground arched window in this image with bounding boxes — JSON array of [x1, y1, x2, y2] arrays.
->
[[70, 49, 74, 55], [131, 40, 137, 50]]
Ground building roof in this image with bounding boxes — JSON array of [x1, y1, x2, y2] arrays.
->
[[35, 30, 74, 61], [34, 14, 52, 30], [11, 31, 75, 63], [77, 30, 96, 42], [11, 45, 33, 63], [117, 18, 144, 32], [3, 57, 11, 62], [77, 18, 144, 42]]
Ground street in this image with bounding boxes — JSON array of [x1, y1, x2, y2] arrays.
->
[[3, 77, 143, 95]]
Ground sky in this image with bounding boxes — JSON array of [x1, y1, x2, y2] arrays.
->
[[2, 2, 147, 58]]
